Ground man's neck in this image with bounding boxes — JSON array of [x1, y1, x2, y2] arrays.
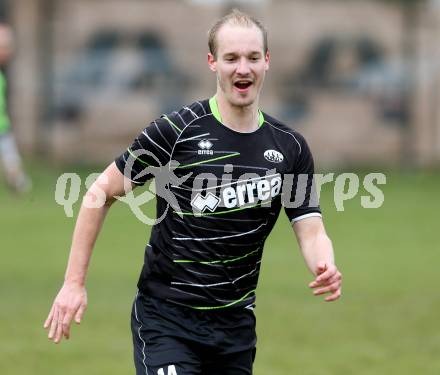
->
[[215, 93, 260, 133]]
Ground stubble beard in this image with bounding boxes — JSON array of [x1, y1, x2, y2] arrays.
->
[[218, 75, 260, 109]]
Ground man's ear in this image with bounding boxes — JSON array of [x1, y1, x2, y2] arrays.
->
[[208, 53, 217, 72], [265, 50, 270, 71]]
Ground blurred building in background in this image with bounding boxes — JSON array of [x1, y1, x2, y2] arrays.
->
[[4, 0, 440, 168]]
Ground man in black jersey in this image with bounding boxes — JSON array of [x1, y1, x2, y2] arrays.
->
[[45, 9, 342, 374]]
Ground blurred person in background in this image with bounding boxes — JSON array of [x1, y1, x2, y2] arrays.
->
[[0, 23, 31, 193], [44, 10, 342, 374]]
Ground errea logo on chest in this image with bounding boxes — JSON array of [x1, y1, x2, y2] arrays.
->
[[264, 149, 284, 163], [198, 139, 213, 155], [190, 174, 282, 213]]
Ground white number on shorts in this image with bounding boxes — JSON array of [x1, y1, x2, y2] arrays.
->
[[158, 365, 177, 375]]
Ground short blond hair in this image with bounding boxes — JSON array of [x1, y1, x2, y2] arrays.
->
[[208, 9, 268, 58]]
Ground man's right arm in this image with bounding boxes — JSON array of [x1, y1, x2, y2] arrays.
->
[[44, 162, 134, 344], [44, 110, 190, 344]]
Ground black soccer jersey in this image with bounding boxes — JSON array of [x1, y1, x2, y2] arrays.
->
[[115, 97, 321, 310]]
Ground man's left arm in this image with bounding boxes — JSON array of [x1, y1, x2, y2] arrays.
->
[[293, 216, 342, 302]]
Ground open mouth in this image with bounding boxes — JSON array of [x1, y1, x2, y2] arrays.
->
[[234, 81, 253, 90]]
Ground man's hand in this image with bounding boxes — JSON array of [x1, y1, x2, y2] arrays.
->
[[44, 282, 87, 343], [308, 261, 342, 302]]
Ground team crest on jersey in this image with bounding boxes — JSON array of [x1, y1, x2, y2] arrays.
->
[[198, 139, 213, 155], [264, 149, 284, 163]]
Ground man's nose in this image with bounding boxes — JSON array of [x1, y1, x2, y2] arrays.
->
[[236, 57, 251, 75]]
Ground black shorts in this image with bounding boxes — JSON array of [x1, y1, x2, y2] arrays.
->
[[131, 291, 257, 375]]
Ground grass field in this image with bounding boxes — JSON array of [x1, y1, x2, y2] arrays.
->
[[0, 163, 439, 374]]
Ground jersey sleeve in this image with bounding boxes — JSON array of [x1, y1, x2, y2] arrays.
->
[[115, 102, 206, 185], [115, 116, 181, 185], [283, 133, 322, 223]]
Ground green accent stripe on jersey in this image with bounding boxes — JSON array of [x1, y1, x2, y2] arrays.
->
[[176, 152, 240, 169], [258, 109, 264, 127], [190, 289, 256, 310], [174, 248, 259, 265], [127, 148, 150, 166], [163, 115, 182, 133], [209, 95, 265, 127], [209, 95, 222, 123]]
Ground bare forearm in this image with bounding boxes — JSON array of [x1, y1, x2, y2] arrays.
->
[[299, 232, 334, 276], [45, 162, 131, 343], [64, 196, 112, 286], [293, 217, 335, 275], [293, 217, 342, 302]]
